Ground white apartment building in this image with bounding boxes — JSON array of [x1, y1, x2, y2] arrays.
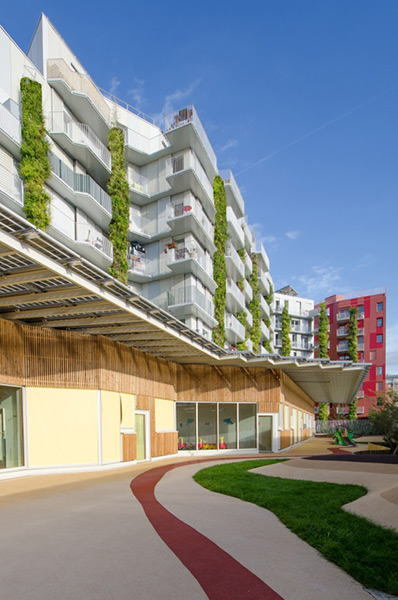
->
[[0, 14, 273, 352], [273, 286, 314, 358]]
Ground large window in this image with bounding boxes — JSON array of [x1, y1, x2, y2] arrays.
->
[[176, 402, 257, 451], [0, 386, 24, 469]]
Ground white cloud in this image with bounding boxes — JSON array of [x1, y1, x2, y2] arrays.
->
[[387, 320, 398, 373], [219, 139, 238, 153], [153, 79, 202, 126], [293, 265, 342, 299], [110, 76, 120, 96], [285, 230, 301, 241], [128, 78, 146, 108]]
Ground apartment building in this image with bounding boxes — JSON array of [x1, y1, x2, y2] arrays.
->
[[0, 15, 368, 476], [0, 14, 274, 352], [314, 289, 387, 417], [273, 286, 314, 358]]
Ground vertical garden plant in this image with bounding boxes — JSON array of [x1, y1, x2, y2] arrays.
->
[[108, 127, 129, 284], [348, 306, 358, 362], [20, 77, 51, 229], [318, 302, 329, 359], [281, 301, 291, 356], [249, 253, 261, 353], [212, 175, 228, 347]]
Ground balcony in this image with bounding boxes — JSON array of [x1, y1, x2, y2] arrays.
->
[[167, 245, 216, 292], [337, 327, 348, 338], [357, 328, 364, 336], [337, 342, 349, 353], [258, 268, 270, 295], [127, 254, 160, 282], [220, 170, 244, 218], [226, 279, 245, 313], [167, 285, 216, 329], [47, 59, 110, 143], [259, 293, 271, 319], [243, 278, 253, 303], [246, 310, 253, 328], [227, 206, 245, 249], [49, 154, 112, 228], [0, 102, 21, 157], [166, 150, 215, 220], [75, 222, 113, 266], [224, 312, 245, 344], [47, 112, 111, 186], [256, 243, 270, 273], [261, 321, 270, 341], [225, 242, 245, 280], [167, 200, 215, 254], [242, 220, 253, 252], [357, 343, 364, 351], [0, 161, 23, 211], [337, 311, 350, 322], [165, 105, 217, 179]]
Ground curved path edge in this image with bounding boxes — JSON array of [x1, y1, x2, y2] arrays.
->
[[130, 458, 284, 600]]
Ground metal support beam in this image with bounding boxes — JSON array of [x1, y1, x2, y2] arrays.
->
[[0, 267, 56, 286], [3, 300, 114, 321], [0, 286, 97, 307]]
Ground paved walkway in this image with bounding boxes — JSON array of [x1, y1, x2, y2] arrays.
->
[[0, 438, 393, 599]]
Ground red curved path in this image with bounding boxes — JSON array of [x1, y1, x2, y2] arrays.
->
[[130, 459, 284, 600]]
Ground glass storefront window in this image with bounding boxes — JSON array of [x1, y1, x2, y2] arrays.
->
[[218, 404, 237, 449], [198, 403, 217, 450], [239, 404, 257, 448], [176, 403, 196, 451], [0, 386, 24, 469]]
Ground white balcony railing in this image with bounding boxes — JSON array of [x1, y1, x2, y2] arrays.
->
[[227, 206, 245, 246], [167, 245, 213, 276], [337, 343, 349, 353], [220, 169, 244, 216], [50, 154, 112, 214], [243, 278, 253, 302], [48, 112, 111, 170], [226, 278, 245, 309], [225, 242, 245, 277], [0, 102, 21, 145], [0, 161, 23, 205], [224, 312, 245, 341], [165, 105, 217, 171], [76, 222, 113, 258], [47, 59, 110, 122], [168, 199, 213, 238], [337, 311, 350, 322], [261, 321, 270, 340], [167, 150, 213, 203], [167, 285, 213, 317], [259, 294, 270, 318]]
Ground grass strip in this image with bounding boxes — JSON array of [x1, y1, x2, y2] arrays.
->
[[194, 459, 398, 595]]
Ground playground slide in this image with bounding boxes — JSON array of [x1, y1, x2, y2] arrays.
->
[[334, 430, 349, 446]]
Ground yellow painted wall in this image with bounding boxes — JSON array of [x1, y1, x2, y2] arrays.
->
[[101, 391, 121, 463], [120, 393, 136, 429], [26, 388, 98, 467], [155, 398, 175, 432]]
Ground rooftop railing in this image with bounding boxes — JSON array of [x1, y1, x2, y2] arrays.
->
[[165, 105, 217, 171], [47, 59, 111, 123]]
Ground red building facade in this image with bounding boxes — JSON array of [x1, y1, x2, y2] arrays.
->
[[314, 289, 386, 417]]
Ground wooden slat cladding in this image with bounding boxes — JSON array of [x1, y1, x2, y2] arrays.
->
[[280, 371, 314, 413], [176, 364, 280, 411], [122, 433, 136, 461]]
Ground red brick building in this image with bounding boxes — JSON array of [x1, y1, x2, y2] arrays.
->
[[314, 289, 386, 417]]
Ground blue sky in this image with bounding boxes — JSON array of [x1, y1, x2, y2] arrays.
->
[[2, 1, 398, 370]]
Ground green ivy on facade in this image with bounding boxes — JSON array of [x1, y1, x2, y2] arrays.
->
[[318, 402, 329, 421], [108, 127, 129, 284], [348, 306, 358, 362], [318, 302, 329, 359], [348, 397, 358, 420], [249, 253, 261, 353], [265, 282, 273, 306], [281, 300, 291, 356], [212, 175, 228, 347], [20, 77, 51, 230], [236, 309, 250, 351]]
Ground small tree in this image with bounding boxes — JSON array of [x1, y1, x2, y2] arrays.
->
[[281, 301, 291, 356], [348, 397, 358, 420], [318, 402, 329, 421], [318, 303, 329, 359], [369, 390, 398, 454], [348, 306, 358, 362]]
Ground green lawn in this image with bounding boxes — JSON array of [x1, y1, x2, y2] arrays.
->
[[194, 459, 398, 595]]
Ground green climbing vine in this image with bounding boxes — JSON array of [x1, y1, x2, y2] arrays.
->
[[318, 402, 329, 421], [212, 175, 228, 347], [264, 315, 271, 328], [348, 306, 358, 362], [236, 310, 250, 351], [20, 77, 51, 230], [108, 127, 129, 284], [264, 339, 272, 353], [237, 279, 244, 293], [348, 397, 358, 420], [237, 247, 245, 261], [281, 300, 291, 356], [249, 253, 261, 353], [318, 302, 329, 359]]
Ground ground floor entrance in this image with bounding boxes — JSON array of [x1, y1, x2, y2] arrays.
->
[[0, 385, 24, 470]]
